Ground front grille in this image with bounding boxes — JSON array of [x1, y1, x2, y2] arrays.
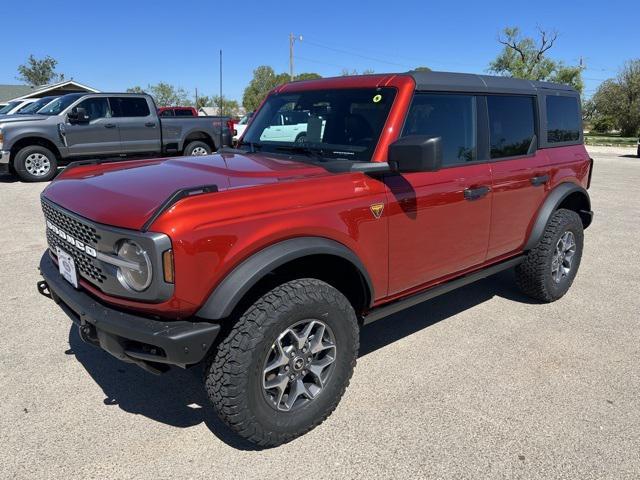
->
[[42, 200, 107, 285]]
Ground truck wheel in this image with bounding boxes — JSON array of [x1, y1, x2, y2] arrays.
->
[[205, 278, 359, 447], [14, 145, 58, 182], [184, 141, 212, 156], [516, 208, 584, 302]]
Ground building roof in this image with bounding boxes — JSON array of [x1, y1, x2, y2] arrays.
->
[[0, 80, 100, 103], [0, 84, 36, 103], [408, 70, 577, 95]]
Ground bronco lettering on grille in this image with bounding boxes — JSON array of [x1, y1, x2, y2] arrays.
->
[[46, 221, 97, 257]]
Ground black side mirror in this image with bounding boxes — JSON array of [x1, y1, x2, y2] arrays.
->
[[68, 107, 89, 124], [388, 135, 443, 173]]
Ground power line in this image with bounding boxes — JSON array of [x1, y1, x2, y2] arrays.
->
[[300, 38, 412, 69]]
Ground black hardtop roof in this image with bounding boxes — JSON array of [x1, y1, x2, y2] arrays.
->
[[408, 70, 578, 95]]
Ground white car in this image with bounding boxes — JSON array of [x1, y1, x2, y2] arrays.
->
[[0, 98, 38, 115], [233, 111, 254, 142], [259, 111, 325, 143]]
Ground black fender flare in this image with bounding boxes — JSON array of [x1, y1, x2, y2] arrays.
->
[[524, 182, 591, 251], [196, 237, 374, 320]]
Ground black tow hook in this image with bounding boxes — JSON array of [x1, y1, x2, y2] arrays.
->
[[37, 280, 51, 299]]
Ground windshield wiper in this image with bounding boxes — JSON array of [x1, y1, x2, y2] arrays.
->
[[274, 144, 333, 162], [238, 140, 263, 153]]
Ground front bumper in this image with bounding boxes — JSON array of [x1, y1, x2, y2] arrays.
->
[[38, 252, 220, 373], [0, 150, 9, 174]]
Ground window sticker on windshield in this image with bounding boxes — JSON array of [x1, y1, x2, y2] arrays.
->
[[372, 94, 382, 103]]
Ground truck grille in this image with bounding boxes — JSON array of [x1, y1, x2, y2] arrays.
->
[[42, 200, 107, 285]]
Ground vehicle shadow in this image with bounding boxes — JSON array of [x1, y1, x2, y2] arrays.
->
[[66, 268, 534, 450], [0, 173, 18, 183]]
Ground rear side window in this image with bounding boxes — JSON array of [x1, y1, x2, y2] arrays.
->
[[546, 96, 581, 143], [402, 93, 477, 166], [110, 97, 151, 117], [487, 95, 535, 159], [159, 109, 174, 117], [174, 109, 194, 117]]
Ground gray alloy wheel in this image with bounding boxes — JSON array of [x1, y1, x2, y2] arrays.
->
[[24, 152, 51, 177], [262, 319, 337, 412], [191, 146, 209, 156], [551, 231, 576, 283]]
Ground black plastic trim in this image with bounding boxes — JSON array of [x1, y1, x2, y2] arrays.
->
[[524, 183, 591, 251], [141, 184, 219, 232], [196, 237, 375, 320], [39, 252, 220, 368], [363, 255, 524, 325]]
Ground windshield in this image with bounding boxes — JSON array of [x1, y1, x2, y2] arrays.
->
[[17, 96, 58, 114], [238, 112, 253, 125], [241, 88, 396, 161], [0, 101, 21, 114], [37, 94, 85, 115]]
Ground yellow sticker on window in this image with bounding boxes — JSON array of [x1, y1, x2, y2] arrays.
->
[[373, 94, 382, 103]]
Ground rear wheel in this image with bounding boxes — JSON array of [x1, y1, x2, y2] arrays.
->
[[516, 208, 584, 302], [184, 141, 212, 156], [205, 278, 359, 447], [13, 145, 58, 182]]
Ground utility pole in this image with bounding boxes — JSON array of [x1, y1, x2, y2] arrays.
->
[[289, 33, 303, 81], [195, 87, 198, 110]]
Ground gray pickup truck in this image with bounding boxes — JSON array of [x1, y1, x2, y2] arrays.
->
[[0, 93, 232, 181]]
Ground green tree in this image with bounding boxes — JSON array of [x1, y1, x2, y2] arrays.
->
[[591, 60, 640, 136], [488, 27, 584, 93], [341, 68, 375, 76], [413, 66, 432, 72], [243, 66, 283, 111], [210, 95, 240, 116], [294, 72, 323, 81], [17, 55, 64, 86], [195, 95, 211, 110], [127, 83, 190, 106]]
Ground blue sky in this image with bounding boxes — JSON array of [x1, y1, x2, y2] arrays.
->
[[2, 0, 636, 102]]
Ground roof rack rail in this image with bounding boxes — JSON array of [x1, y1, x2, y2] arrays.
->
[[141, 184, 219, 232]]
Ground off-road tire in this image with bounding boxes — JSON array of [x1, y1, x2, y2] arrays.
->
[[184, 140, 212, 156], [205, 278, 359, 447], [516, 208, 584, 302], [14, 145, 58, 182]]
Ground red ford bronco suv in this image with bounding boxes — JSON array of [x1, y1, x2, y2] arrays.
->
[[37, 71, 593, 447]]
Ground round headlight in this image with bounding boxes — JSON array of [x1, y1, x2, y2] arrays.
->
[[116, 240, 152, 292]]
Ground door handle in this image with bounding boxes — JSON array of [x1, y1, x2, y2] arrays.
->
[[464, 186, 491, 201], [531, 175, 549, 186], [104, 123, 116, 129], [145, 122, 156, 128]]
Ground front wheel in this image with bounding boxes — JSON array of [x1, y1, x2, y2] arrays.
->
[[205, 278, 359, 447], [184, 141, 212, 156], [516, 208, 584, 302], [13, 145, 58, 182]]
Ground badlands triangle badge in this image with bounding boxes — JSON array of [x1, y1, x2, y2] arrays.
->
[[370, 203, 384, 219]]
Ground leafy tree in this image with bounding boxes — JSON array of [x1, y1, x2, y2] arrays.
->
[[16, 55, 64, 86], [488, 27, 584, 93], [242, 67, 321, 111], [195, 95, 211, 110], [413, 66, 432, 72], [341, 68, 375, 76], [591, 60, 640, 136], [210, 95, 240, 116], [127, 83, 190, 106]]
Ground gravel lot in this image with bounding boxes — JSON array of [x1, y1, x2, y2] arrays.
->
[[1, 146, 638, 479]]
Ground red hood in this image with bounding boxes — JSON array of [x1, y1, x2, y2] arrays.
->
[[43, 153, 332, 230]]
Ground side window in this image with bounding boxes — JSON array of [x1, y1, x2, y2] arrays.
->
[[76, 97, 111, 121], [402, 93, 477, 166], [546, 95, 581, 143], [174, 109, 194, 117], [159, 109, 174, 117], [487, 95, 536, 159], [110, 97, 151, 117]]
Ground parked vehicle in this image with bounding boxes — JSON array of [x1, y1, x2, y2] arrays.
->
[[37, 71, 593, 447], [9, 96, 60, 116], [233, 111, 253, 142], [158, 106, 198, 117], [0, 93, 232, 181], [0, 98, 37, 115]]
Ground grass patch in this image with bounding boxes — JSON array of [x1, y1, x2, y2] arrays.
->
[[585, 132, 638, 147]]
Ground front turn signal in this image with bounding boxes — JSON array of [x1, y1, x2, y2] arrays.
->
[[163, 249, 174, 283]]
